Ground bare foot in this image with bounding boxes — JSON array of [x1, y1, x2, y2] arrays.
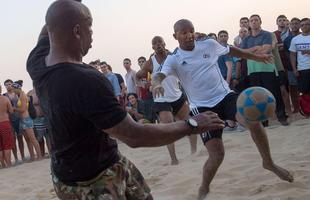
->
[[198, 186, 209, 200], [171, 159, 179, 165], [264, 163, 294, 182]]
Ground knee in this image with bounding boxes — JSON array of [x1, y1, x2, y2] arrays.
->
[[208, 150, 225, 164]]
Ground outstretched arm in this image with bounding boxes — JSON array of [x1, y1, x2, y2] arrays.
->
[[104, 112, 224, 148], [228, 46, 273, 64]]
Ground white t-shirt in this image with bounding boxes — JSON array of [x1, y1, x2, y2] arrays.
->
[[289, 34, 310, 71], [125, 69, 137, 94], [151, 55, 182, 102], [160, 39, 232, 109]]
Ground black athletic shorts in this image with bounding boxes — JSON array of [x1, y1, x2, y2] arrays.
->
[[153, 93, 186, 116], [297, 69, 310, 94], [190, 92, 238, 144]]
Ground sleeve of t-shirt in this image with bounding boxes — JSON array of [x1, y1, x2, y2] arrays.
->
[[208, 39, 230, 57], [159, 55, 178, 77], [26, 37, 50, 77], [79, 72, 127, 130], [262, 32, 272, 45], [117, 74, 124, 85], [289, 38, 297, 52]]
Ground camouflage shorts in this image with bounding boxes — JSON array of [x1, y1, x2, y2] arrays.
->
[[52, 154, 152, 200]]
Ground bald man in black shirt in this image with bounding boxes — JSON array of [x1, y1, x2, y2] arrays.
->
[[26, 1, 225, 199]]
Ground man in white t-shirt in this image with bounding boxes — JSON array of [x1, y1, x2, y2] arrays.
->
[[123, 58, 139, 96], [137, 36, 197, 165], [152, 19, 293, 199], [289, 18, 310, 94]]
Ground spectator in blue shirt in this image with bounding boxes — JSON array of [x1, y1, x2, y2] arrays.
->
[[100, 62, 121, 99]]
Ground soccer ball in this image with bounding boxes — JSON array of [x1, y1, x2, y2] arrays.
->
[[236, 87, 276, 122]]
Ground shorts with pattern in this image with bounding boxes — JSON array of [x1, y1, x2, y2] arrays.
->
[[0, 121, 15, 151], [52, 154, 152, 200], [19, 117, 34, 130], [33, 117, 49, 142]]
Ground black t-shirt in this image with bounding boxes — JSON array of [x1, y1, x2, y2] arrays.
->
[[115, 73, 124, 89], [26, 37, 127, 183]]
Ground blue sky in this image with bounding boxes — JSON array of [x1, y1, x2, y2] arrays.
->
[[1, 0, 309, 92]]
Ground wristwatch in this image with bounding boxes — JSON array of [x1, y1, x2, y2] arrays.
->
[[186, 118, 198, 130]]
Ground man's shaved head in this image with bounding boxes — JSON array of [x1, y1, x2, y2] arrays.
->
[[174, 19, 194, 33], [45, 0, 93, 57], [152, 36, 164, 44], [46, 0, 91, 34]]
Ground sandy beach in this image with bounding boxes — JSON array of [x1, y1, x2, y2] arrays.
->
[[0, 117, 309, 200]]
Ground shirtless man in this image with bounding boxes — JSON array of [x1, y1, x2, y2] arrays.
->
[[28, 89, 51, 156], [137, 36, 197, 165], [0, 85, 14, 167], [152, 19, 293, 199], [3, 79, 23, 162], [12, 82, 42, 161]]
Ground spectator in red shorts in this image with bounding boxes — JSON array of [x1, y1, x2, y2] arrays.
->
[[0, 84, 14, 167]]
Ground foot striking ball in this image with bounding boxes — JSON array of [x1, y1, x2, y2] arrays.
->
[[236, 87, 276, 122]]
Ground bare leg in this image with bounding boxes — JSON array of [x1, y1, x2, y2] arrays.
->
[[198, 138, 225, 200], [237, 114, 294, 182], [159, 111, 178, 165], [175, 101, 197, 154], [39, 139, 45, 157], [23, 131, 35, 161], [45, 136, 51, 155], [17, 134, 25, 160], [0, 151, 5, 167], [189, 135, 197, 154], [4, 150, 12, 167], [24, 128, 42, 160], [12, 136, 18, 161], [280, 85, 292, 115], [289, 85, 299, 113]]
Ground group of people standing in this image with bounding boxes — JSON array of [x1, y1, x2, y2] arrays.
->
[[0, 79, 51, 168], [1, 0, 308, 199]]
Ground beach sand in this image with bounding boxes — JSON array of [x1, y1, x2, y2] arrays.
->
[[0, 117, 309, 200]]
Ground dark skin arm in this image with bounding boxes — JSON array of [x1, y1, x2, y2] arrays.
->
[[290, 51, 299, 77], [103, 112, 224, 148]]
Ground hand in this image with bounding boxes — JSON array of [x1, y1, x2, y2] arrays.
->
[[301, 50, 310, 55], [254, 54, 274, 64], [152, 84, 165, 98], [191, 111, 225, 133]]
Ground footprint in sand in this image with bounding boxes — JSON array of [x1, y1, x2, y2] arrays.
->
[[249, 184, 269, 195]]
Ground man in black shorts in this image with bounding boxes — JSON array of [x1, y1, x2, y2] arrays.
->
[[153, 19, 294, 199], [137, 36, 197, 165], [26, 1, 224, 199]]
